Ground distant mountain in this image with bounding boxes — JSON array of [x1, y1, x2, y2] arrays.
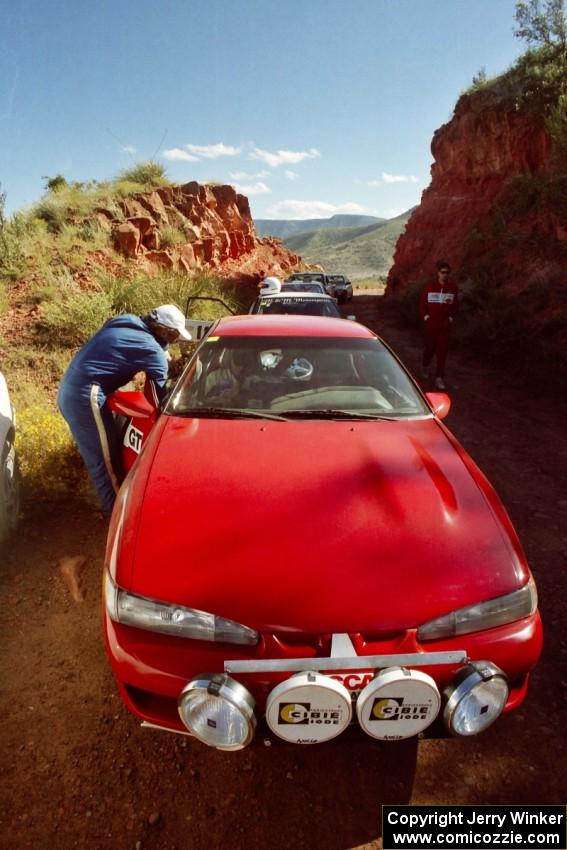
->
[[282, 209, 414, 280], [254, 214, 384, 240]]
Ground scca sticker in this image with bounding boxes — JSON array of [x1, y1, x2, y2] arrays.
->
[[278, 703, 341, 725], [124, 423, 143, 454], [328, 672, 374, 695]]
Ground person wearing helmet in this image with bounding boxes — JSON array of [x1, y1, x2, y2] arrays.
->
[[57, 304, 191, 515], [259, 276, 282, 295], [204, 347, 258, 406]]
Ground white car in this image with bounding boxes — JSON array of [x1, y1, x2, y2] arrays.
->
[[249, 291, 343, 318], [0, 372, 20, 546]]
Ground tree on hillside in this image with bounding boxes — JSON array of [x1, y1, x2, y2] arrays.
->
[[514, 0, 567, 55], [42, 174, 68, 192]]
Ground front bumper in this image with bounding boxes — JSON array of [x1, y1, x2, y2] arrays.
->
[[104, 609, 542, 739]]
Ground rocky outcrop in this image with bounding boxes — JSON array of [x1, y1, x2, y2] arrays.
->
[[386, 91, 565, 298], [109, 181, 301, 285]]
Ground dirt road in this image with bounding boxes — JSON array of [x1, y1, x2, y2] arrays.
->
[[2, 295, 566, 850]]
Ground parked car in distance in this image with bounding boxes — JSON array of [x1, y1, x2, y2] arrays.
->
[[104, 314, 542, 752], [280, 280, 326, 294], [285, 271, 338, 299], [249, 291, 342, 318], [327, 274, 353, 303], [0, 372, 21, 547]]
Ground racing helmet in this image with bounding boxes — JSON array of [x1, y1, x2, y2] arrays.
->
[[259, 276, 281, 295]]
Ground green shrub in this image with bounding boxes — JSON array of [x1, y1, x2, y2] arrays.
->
[[43, 174, 68, 193], [15, 404, 88, 499], [0, 189, 26, 282], [160, 226, 187, 249], [97, 269, 242, 319], [40, 289, 113, 347], [116, 161, 169, 188], [2, 345, 70, 410]]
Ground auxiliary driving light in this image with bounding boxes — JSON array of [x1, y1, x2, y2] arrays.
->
[[443, 661, 509, 736], [178, 674, 256, 750], [266, 671, 352, 744], [356, 667, 441, 740]]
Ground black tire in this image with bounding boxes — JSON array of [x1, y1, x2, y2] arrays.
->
[[0, 438, 21, 547]]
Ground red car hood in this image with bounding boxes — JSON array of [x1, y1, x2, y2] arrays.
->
[[127, 417, 527, 634]]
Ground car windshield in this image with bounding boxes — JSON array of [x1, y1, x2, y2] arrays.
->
[[168, 336, 429, 419], [289, 273, 325, 284], [327, 275, 346, 285], [254, 297, 340, 317], [281, 282, 324, 293]]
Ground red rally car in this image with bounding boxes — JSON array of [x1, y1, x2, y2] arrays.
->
[[104, 314, 542, 750]]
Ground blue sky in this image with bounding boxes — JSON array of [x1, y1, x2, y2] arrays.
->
[[2, 0, 525, 220]]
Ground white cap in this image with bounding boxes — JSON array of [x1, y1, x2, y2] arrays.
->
[[259, 276, 281, 294], [150, 304, 192, 340]]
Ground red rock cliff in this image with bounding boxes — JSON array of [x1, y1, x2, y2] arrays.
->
[[387, 91, 566, 297], [110, 181, 302, 285]]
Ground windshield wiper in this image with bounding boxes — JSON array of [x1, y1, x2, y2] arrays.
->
[[281, 409, 395, 420], [173, 406, 289, 421]]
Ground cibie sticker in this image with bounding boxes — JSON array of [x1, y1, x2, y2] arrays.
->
[[356, 668, 441, 740], [124, 423, 143, 454], [266, 672, 352, 744]]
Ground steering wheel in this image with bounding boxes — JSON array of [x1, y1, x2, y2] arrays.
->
[[285, 357, 314, 381]]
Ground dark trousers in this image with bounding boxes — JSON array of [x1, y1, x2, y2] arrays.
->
[[422, 321, 450, 379]]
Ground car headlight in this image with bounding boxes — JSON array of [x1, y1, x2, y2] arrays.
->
[[178, 674, 256, 750], [417, 577, 537, 641], [104, 570, 258, 645], [443, 661, 509, 736]]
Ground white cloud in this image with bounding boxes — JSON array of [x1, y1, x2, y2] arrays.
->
[[229, 170, 269, 180], [250, 147, 320, 168], [366, 173, 419, 186], [163, 147, 200, 162], [380, 172, 418, 184], [185, 142, 241, 158], [266, 199, 366, 220], [233, 181, 271, 196], [122, 145, 137, 154], [285, 170, 299, 181]]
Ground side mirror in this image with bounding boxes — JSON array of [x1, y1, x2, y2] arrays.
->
[[108, 391, 156, 420], [346, 315, 357, 321], [425, 392, 451, 420]]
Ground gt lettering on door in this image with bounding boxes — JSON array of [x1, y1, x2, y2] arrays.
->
[[124, 423, 144, 454]]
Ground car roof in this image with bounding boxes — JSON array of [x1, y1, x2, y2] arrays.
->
[[214, 314, 375, 338], [258, 292, 333, 301]]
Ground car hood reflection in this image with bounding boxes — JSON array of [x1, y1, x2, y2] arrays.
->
[[128, 417, 527, 635]]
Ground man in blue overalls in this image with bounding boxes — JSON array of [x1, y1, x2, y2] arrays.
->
[[57, 305, 191, 515]]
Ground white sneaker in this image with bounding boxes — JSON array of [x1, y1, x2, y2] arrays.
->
[[434, 377, 447, 390]]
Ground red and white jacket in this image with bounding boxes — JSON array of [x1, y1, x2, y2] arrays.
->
[[419, 280, 458, 324]]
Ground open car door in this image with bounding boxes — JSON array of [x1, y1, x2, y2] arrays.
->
[[107, 382, 159, 475], [107, 316, 216, 475]]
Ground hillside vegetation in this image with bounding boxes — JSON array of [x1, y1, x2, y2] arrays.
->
[[285, 210, 412, 280], [0, 165, 246, 503]]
